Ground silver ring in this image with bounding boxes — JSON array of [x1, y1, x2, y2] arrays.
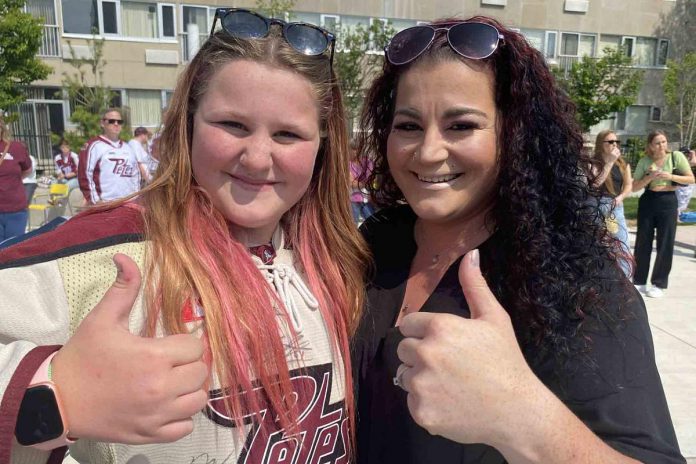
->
[[393, 364, 409, 390]]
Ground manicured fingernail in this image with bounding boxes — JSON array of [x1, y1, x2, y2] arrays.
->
[[470, 249, 480, 267]]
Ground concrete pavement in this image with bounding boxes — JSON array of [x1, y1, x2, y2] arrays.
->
[[634, 224, 696, 461]]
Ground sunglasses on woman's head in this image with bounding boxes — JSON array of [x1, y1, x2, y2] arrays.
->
[[385, 22, 504, 66], [211, 8, 336, 65]]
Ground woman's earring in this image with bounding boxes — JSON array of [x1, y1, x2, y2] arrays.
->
[[412, 150, 418, 160]]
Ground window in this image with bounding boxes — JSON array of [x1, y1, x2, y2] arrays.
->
[[63, 0, 174, 39], [162, 90, 174, 109], [615, 110, 626, 131], [294, 11, 320, 26], [650, 107, 662, 122], [544, 31, 557, 58], [121, 1, 157, 38], [657, 39, 669, 66], [25, 0, 57, 24], [621, 36, 635, 57], [521, 29, 544, 52], [320, 14, 340, 34], [100, 0, 118, 34], [634, 37, 657, 66], [25, 0, 61, 56], [126, 89, 162, 126], [390, 18, 416, 32], [181, 5, 209, 60], [62, 0, 98, 34], [598, 34, 620, 56], [624, 106, 650, 134], [561, 33, 578, 56], [369, 17, 388, 52]]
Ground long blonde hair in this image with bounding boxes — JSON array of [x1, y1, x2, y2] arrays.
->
[[119, 30, 367, 445], [594, 130, 626, 196]]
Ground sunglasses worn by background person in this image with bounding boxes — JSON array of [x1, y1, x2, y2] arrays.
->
[[210, 8, 336, 65], [385, 22, 504, 66]]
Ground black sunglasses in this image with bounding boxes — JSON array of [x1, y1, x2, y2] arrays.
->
[[211, 8, 336, 65], [603, 140, 620, 145], [385, 22, 504, 66], [103, 118, 123, 125]]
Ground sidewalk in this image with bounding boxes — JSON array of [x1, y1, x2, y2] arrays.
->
[[633, 225, 696, 462]]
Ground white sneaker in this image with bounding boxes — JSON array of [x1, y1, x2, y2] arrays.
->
[[646, 287, 664, 298], [634, 285, 647, 293]]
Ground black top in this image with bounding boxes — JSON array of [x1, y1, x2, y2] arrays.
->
[[600, 163, 625, 198], [353, 205, 685, 464]]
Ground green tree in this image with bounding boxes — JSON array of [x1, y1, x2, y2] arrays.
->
[[663, 52, 696, 147], [554, 47, 643, 133], [334, 21, 395, 133], [58, 35, 129, 148], [0, 0, 52, 118], [254, 0, 295, 19]]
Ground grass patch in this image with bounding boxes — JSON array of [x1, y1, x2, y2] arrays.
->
[[623, 196, 696, 225]]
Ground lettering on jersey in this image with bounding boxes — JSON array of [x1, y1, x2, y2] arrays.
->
[[205, 363, 349, 464], [108, 157, 138, 177]]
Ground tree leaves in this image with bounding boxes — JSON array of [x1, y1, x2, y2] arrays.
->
[[0, 0, 52, 115], [553, 47, 643, 133]]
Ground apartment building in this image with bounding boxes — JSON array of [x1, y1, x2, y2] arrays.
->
[[15, 0, 682, 168]]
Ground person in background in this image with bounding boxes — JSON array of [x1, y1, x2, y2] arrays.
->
[[632, 131, 694, 298], [350, 138, 375, 225], [78, 108, 141, 205], [676, 145, 695, 219], [0, 116, 32, 242], [127, 126, 153, 184], [593, 130, 632, 277], [354, 16, 685, 463], [1, 10, 366, 463], [23, 154, 39, 206], [54, 138, 80, 190]]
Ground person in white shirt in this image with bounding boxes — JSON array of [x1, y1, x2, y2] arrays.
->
[[77, 109, 141, 204], [127, 126, 152, 185], [22, 155, 38, 206]]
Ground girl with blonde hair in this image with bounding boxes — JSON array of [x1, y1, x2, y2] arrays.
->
[[0, 9, 367, 463], [593, 130, 633, 276]]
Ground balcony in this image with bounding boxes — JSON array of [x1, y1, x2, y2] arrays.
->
[[38, 24, 61, 57]]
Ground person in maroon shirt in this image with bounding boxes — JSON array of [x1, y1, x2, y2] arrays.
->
[[0, 116, 33, 242]]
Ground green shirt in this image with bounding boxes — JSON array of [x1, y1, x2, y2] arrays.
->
[[633, 151, 691, 189]]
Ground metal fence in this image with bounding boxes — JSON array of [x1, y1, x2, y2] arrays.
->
[[14, 134, 55, 173], [38, 25, 61, 57]]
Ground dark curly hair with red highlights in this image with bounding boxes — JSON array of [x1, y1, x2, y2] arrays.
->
[[357, 15, 631, 364]]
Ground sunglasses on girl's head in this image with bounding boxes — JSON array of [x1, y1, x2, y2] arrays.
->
[[211, 8, 336, 65], [385, 22, 504, 66]]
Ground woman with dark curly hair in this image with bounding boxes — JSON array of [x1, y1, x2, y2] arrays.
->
[[352, 16, 684, 464]]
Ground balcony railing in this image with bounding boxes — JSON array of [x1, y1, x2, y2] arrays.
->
[[38, 24, 61, 57]]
